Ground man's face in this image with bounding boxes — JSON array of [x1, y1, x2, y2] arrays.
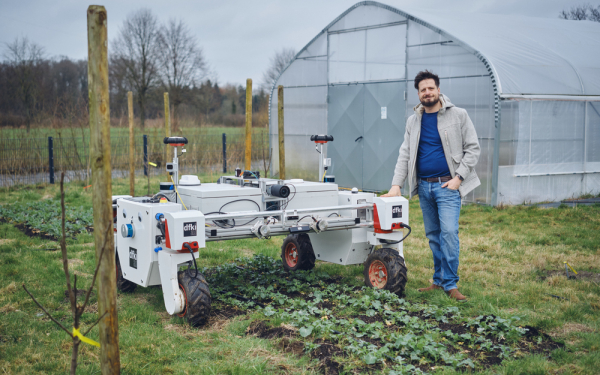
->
[[418, 79, 440, 107]]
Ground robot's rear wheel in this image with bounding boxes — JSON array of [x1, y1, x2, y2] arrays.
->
[[363, 248, 407, 295], [281, 233, 316, 271], [177, 270, 212, 327]]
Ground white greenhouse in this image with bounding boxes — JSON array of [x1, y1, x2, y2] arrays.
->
[[268, 1, 600, 205]]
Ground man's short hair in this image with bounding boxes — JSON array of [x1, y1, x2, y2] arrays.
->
[[414, 70, 440, 90]]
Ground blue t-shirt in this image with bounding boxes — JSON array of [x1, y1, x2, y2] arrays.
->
[[416, 111, 450, 179]]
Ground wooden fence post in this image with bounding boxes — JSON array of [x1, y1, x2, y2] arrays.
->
[[164, 92, 171, 176], [87, 5, 120, 374], [245, 79, 252, 171], [277, 86, 285, 180], [128, 91, 134, 196]]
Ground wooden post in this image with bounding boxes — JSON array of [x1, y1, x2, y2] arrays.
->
[[277, 85, 285, 180], [87, 5, 120, 374], [164, 92, 171, 173], [244, 79, 252, 171], [128, 91, 134, 196]]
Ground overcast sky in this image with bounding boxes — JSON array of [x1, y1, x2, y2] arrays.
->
[[1, 0, 598, 88]]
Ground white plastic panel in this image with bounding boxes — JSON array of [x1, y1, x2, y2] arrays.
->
[[328, 30, 366, 83], [407, 20, 443, 46], [586, 102, 600, 163], [329, 24, 406, 84], [407, 42, 487, 79], [329, 5, 405, 32], [277, 56, 327, 88], [272, 86, 327, 136], [298, 33, 327, 58], [499, 100, 519, 167], [365, 25, 406, 81], [497, 99, 598, 204], [270, 134, 321, 181]]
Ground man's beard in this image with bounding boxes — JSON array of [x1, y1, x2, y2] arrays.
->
[[420, 94, 439, 107]]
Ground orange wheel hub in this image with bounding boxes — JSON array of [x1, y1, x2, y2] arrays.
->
[[368, 260, 388, 288], [285, 243, 298, 267]]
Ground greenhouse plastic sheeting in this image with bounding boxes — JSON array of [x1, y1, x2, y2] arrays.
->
[[498, 100, 600, 204], [399, 7, 600, 95]]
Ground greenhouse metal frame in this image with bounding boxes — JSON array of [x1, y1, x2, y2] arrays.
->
[[269, 1, 600, 205]]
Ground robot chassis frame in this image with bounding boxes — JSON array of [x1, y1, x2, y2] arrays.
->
[[113, 136, 411, 327]]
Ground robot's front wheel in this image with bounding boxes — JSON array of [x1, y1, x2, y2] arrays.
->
[[363, 248, 407, 295], [177, 269, 212, 327], [281, 233, 316, 271]]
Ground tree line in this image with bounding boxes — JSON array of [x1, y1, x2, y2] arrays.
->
[[1, 8, 295, 131]]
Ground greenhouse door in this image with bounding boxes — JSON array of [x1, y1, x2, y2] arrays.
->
[[328, 81, 406, 191]]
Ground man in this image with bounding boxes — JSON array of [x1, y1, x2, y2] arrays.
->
[[382, 70, 480, 301]]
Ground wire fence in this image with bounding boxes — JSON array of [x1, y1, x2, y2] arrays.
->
[[0, 129, 272, 187]]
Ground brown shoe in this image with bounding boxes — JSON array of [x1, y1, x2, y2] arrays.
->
[[446, 289, 467, 301], [417, 284, 442, 292]]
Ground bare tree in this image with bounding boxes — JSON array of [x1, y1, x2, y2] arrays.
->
[[157, 19, 208, 121], [23, 173, 108, 374], [559, 3, 600, 22], [3, 37, 45, 132], [111, 8, 160, 128], [261, 48, 296, 91]]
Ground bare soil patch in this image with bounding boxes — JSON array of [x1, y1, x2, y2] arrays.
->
[[311, 338, 345, 375], [14, 222, 57, 241], [210, 305, 246, 320], [246, 320, 296, 339], [278, 337, 304, 355], [246, 319, 346, 374]]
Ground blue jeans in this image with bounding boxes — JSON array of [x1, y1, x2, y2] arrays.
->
[[418, 179, 462, 291]]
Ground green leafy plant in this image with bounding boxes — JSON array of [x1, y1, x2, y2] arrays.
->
[[0, 200, 94, 239], [204, 254, 536, 373]]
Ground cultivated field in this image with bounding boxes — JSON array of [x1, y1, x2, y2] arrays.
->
[[0, 125, 271, 187], [0, 175, 598, 374]]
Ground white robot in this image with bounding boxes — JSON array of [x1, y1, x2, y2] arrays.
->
[[113, 136, 411, 326]]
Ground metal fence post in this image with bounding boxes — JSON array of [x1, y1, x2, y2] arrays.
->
[[143, 134, 148, 176], [48, 136, 55, 184], [222, 133, 227, 173]]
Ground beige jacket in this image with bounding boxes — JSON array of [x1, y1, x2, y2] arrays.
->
[[391, 94, 481, 198]]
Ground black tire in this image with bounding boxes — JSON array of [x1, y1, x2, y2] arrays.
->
[[281, 233, 316, 271], [363, 248, 407, 295], [116, 252, 137, 293], [177, 269, 212, 327]]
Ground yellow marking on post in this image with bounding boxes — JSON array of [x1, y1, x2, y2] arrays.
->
[[564, 262, 578, 275], [72, 327, 100, 347], [148, 162, 157, 167]]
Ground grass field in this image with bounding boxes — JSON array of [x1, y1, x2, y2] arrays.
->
[[0, 175, 598, 374]]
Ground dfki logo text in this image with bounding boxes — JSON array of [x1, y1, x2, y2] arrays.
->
[[183, 222, 197, 237], [392, 205, 402, 218]]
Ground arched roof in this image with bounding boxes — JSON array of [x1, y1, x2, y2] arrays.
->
[[395, 5, 600, 96], [279, 1, 600, 97]]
